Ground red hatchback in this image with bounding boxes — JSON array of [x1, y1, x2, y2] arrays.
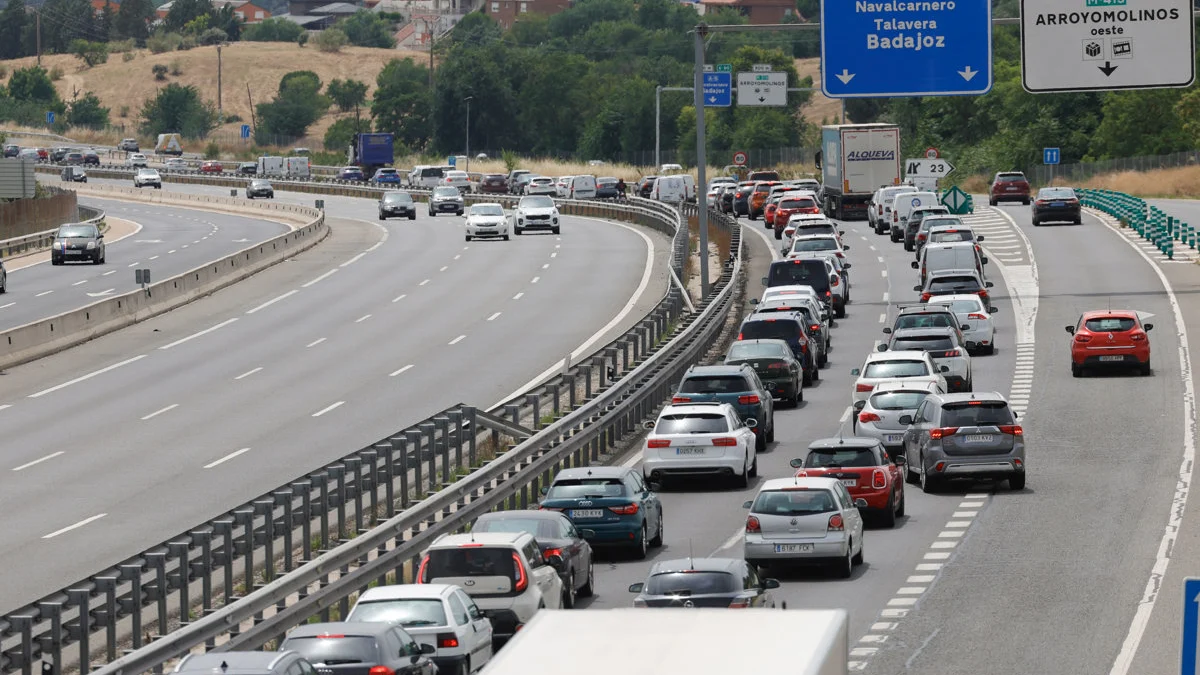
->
[[790, 437, 905, 527], [200, 161, 223, 173], [773, 195, 822, 237], [1067, 310, 1153, 376]]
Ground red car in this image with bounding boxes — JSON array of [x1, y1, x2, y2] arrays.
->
[[790, 437, 905, 527], [200, 161, 223, 173], [773, 194, 822, 237], [1067, 310, 1153, 377], [989, 171, 1031, 205]]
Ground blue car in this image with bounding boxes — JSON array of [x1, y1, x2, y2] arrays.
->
[[539, 467, 664, 559], [339, 166, 365, 181], [372, 169, 403, 184]]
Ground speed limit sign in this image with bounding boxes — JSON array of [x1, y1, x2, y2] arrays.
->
[[732, 151, 748, 166], [925, 147, 940, 159]]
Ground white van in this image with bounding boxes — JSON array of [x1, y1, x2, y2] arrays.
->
[[285, 156, 310, 178], [652, 175, 687, 203], [409, 165, 446, 188], [568, 175, 597, 199], [679, 174, 696, 202], [891, 191, 939, 242], [914, 241, 986, 286]]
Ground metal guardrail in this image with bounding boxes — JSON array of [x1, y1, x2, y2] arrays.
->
[[0, 204, 104, 259], [0, 183, 732, 675]]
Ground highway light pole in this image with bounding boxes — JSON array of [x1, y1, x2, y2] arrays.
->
[[464, 95, 473, 172], [692, 24, 711, 297]]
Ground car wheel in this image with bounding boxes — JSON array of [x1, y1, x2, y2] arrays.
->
[[633, 524, 648, 559], [765, 418, 775, 443], [919, 462, 939, 494], [748, 452, 758, 478], [1141, 361, 1152, 376], [802, 370, 812, 387], [1009, 473, 1026, 490], [1032, 218, 1040, 226], [465, 235, 472, 242], [989, 198, 997, 206], [811, 364, 820, 382], [1071, 363, 1082, 377], [514, 225, 523, 235], [881, 492, 897, 528], [429, 210, 436, 217], [905, 460, 919, 484], [795, 378, 804, 403], [836, 305, 846, 319], [503, 234, 510, 241], [408, 213, 416, 220], [896, 489, 906, 517], [834, 541, 854, 578], [562, 572, 576, 609], [454, 660, 469, 675], [774, 229, 782, 240], [0, 274, 5, 293], [578, 557, 595, 597], [851, 538, 864, 566], [1074, 217, 1082, 225], [457, 210, 464, 216], [755, 430, 766, 453], [1022, 198, 1031, 206], [818, 352, 827, 368], [983, 343, 995, 355], [650, 511, 664, 547]]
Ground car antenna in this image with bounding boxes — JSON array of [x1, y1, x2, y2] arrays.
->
[[688, 540, 695, 570]]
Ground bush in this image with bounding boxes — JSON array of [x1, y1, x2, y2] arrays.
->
[[153, 63, 169, 80], [139, 82, 218, 139], [119, 105, 130, 118], [170, 59, 183, 76], [48, 66, 64, 81], [204, 141, 220, 158], [179, 36, 197, 50], [224, 113, 242, 123], [122, 52, 136, 62], [243, 17, 304, 42], [199, 28, 227, 46], [109, 38, 137, 53], [297, 31, 308, 47], [0, 66, 8, 80], [315, 28, 347, 53], [148, 32, 183, 54]]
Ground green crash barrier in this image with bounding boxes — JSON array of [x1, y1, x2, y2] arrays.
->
[[1079, 188, 1187, 259]]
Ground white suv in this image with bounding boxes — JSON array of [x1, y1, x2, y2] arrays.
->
[[417, 532, 562, 647], [134, 168, 162, 188], [850, 350, 947, 414], [512, 195, 560, 235], [641, 402, 758, 487], [126, 152, 148, 167]]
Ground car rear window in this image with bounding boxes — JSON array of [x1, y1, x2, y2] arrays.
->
[[423, 547, 516, 580], [780, 198, 815, 209], [421, 167, 444, 177], [1038, 188, 1077, 200], [929, 276, 981, 291], [739, 320, 801, 342], [546, 478, 627, 499], [752, 489, 837, 515], [384, 193, 411, 203], [754, 184, 773, 193], [940, 401, 1014, 427], [644, 572, 737, 595], [473, 517, 561, 540], [348, 599, 448, 627], [281, 635, 379, 664], [654, 413, 730, 435], [1084, 317, 1137, 331], [863, 360, 929, 378], [869, 391, 930, 410], [996, 173, 1027, 182], [895, 313, 956, 330], [890, 336, 955, 351], [793, 224, 836, 236], [936, 299, 983, 313], [805, 447, 879, 468], [679, 375, 753, 393], [727, 342, 790, 360], [791, 238, 837, 252], [929, 230, 973, 243], [768, 260, 831, 290]]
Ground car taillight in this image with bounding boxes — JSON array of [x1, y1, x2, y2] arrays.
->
[[609, 503, 640, 515], [512, 552, 528, 592], [1035, 200, 1048, 205], [940, 349, 961, 358], [738, 394, 761, 405], [859, 412, 880, 423], [827, 514, 844, 531], [369, 667, 395, 675], [1131, 333, 1145, 341], [977, 290, 989, 298], [437, 633, 460, 648], [672, 395, 692, 403], [768, 362, 788, 370], [917, 233, 926, 241], [831, 276, 839, 287], [921, 293, 932, 301], [929, 427, 959, 439], [1075, 334, 1092, 343], [745, 516, 761, 533], [712, 437, 738, 446], [856, 383, 874, 392], [728, 596, 752, 609], [810, 324, 821, 332], [416, 554, 430, 583], [825, 290, 832, 297], [872, 468, 886, 489], [1000, 425, 1023, 436], [794, 470, 809, 477], [968, 313, 988, 320], [647, 439, 671, 448]]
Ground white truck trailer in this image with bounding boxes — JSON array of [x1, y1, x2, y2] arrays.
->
[[817, 123, 902, 221]]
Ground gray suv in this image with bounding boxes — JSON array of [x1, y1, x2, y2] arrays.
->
[[175, 651, 315, 675], [899, 392, 1025, 493]]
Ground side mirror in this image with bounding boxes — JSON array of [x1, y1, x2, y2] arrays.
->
[[1065, 325, 1075, 335], [989, 306, 999, 313], [961, 324, 971, 331], [580, 529, 596, 538], [898, 414, 913, 425], [745, 418, 758, 428], [853, 498, 869, 508], [839, 230, 846, 235], [643, 420, 655, 430], [850, 368, 861, 376], [911, 261, 919, 269], [913, 285, 922, 292], [546, 554, 566, 572], [981, 257, 989, 265], [761, 276, 768, 285], [985, 281, 995, 288], [742, 500, 754, 509], [843, 263, 852, 269], [894, 455, 907, 466], [977, 235, 985, 241], [419, 643, 436, 654], [539, 486, 549, 495], [882, 327, 892, 334], [789, 458, 804, 468], [749, 298, 759, 305], [1145, 323, 1154, 331], [842, 244, 850, 250], [877, 343, 888, 352], [940, 365, 950, 373], [763, 578, 781, 590], [628, 582, 645, 593]]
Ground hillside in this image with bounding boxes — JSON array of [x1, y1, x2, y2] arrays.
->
[[1, 42, 430, 145], [793, 58, 842, 126]]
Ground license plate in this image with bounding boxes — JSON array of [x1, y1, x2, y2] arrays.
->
[[65, 249, 81, 255], [477, 229, 494, 234], [571, 509, 604, 519], [1051, 202, 1065, 207], [1100, 355, 1125, 362], [840, 478, 857, 487], [774, 544, 813, 553], [676, 448, 705, 455], [964, 434, 994, 443], [885, 434, 904, 444]]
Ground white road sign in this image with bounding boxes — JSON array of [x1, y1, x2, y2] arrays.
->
[[1020, 0, 1195, 93], [904, 158, 956, 178], [737, 72, 788, 106]]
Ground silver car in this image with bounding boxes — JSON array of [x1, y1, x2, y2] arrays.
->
[[883, 326, 973, 392], [928, 294, 998, 355], [428, 186, 464, 216], [742, 476, 866, 578], [854, 380, 944, 449], [900, 392, 1026, 492]]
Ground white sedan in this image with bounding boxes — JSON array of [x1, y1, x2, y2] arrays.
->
[[127, 153, 148, 167], [929, 293, 998, 355], [641, 402, 757, 488], [463, 203, 509, 242], [165, 158, 188, 172]]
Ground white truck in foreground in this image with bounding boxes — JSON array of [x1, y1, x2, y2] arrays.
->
[[817, 123, 901, 221], [480, 609, 848, 675]]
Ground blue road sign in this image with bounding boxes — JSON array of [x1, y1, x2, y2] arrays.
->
[[447, 156, 456, 166], [820, 0, 992, 98], [703, 72, 731, 107], [1184, 577, 1200, 675], [46, 111, 55, 125], [1044, 147, 1061, 165], [241, 124, 251, 139]]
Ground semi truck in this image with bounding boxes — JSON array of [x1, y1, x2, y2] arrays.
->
[[480, 609, 848, 675], [816, 123, 901, 221], [348, 132, 395, 180]]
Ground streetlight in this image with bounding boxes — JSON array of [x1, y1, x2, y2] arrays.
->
[[463, 96, 473, 172]]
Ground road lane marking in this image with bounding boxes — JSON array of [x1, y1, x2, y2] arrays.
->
[[839, 406, 852, 423], [882, 292, 889, 303], [393, 294, 407, 303], [513, 292, 524, 300], [888, 598, 918, 607], [915, 563, 943, 571], [551, 252, 557, 258], [149, 255, 159, 260], [128, 262, 139, 267], [340, 252, 367, 267], [234, 367, 262, 380], [141, 403, 179, 419], [0, 404, 10, 411], [159, 318, 238, 350], [531, 276, 540, 283], [0, 302, 13, 309], [246, 290, 298, 314], [35, 290, 53, 297], [869, 245, 877, 251], [306, 337, 326, 348], [454, 254, 461, 260], [312, 401, 344, 417], [449, 335, 466, 345], [952, 511, 978, 518], [542, 263, 550, 269], [72, 280, 87, 286], [390, 364, 414, 377], [419, 279, 430, 286], [29, 354, 148, 398], [168, 249, 176, 254], [879, 313, 886, 323], [877, 256, 884, 263], [42, 513, 107, 539], [355, 314, 372, 323], [897, 587, 926, 595], [881, 269, 888, 278], [302, 269, 338, 287], [487, 312, 501, 321], [440, 266, 448, 272], [930, 540, 958, 549], [103, 270, 115, 276], [945, 520, 973, 528], [13, 451, 64, 471], [366, 241, 384, 252], [203, 448, 251, 469]]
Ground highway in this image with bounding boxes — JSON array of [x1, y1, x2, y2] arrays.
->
[[0, 197, 289, 330], [0, 182, 671, 614]]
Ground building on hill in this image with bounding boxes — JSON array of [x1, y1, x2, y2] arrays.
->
[[213, 0, 273, 22], [483, 0, 568, 28], [287, 0, 358, 15], [699, 0, 794, 23]]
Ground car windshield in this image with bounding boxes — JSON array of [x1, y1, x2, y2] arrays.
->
[[470, 205, 504, 216], [726, 342, 790, 360], [1039, 187, 1077, 200], [280, 635, 378, 665], [940, 402, 1014, 427], [869, 391, 930, 410], [348, 599, 447, 627], [863, 360, 929, 378], [767, 261, 830, 289], [545, 478, 627, 499], [791, 238, 837, 252], [58, 226, 96, 238], [474, 516, 561, 540], [434, 187, 459, 197], [739, 320, 799, 342], [678, 375, 752, 393], [139, 169, 155, 175], [891, 336, 955, 351], [384, 192, 412, 203], [644, 572, 737, 596], [654, 413, 730, 435], [805, 447, 879, 468], [752, 489, 837, 516], [251, 180, 269, 187], [896, 313, 956, 330], [937, 299, 983, 313], [929, 276, 982, 291], [521, 196, 554, 208], [1084, 317, 1137, 332]]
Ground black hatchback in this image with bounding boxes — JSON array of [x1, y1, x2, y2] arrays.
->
[[629, 557, 781, 608], [763, 258, 835, 312], [1032, 187, 1081, 225], [280, 622, 436, 675], [737, 313, 817, 386], [51, 223, 105, 265]]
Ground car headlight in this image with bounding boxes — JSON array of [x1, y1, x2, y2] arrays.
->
[[86, 241, 96, 249]]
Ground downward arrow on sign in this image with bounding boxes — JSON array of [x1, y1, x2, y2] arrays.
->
[[1099, 61, 1118, 76], [835, 69, 855, 84], [958, 66, 977, 81]]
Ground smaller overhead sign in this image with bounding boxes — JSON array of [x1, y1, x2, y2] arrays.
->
[[1043, 147, 1061, 165], [732, 151, 748, 166], [905, 158, 955, 178], [703, 64, 713, 72], [752, 64, 773, 72], [703, 72, 732, 107], [737, 72, 788, 106], [716, 63, 732, 73]]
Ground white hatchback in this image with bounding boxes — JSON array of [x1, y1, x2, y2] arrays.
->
[[464, 203, 509, 242], [854, 380, 944, 448], [641, 402, 758, 488], [928, 294, 998, 355], [851, 350, 947, 410]]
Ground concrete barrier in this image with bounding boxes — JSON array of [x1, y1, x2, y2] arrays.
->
[[0, 188, 327, 371]]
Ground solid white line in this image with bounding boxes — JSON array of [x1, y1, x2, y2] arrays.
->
[[306, 337, 326, 348], [42, 513, 107, 539], [487, 312, 501, 321], [72, 280, 87, 286], [390, 364, 414, 377], [159, 318, 237, 350], [311, 401, 345, 417], [449, 335, 466, 345], [355, 314, 372, 323], [35, 290, 53, 297], [13, 451, 64, 471], [531, 276, 540, 283], [340, 252, 367, 267], [29, 354, 148, 398], [366, 242, 384, 252], [709, 527, 744, 557], [302, 269, 338, 288], [203, 448, 251, 469], [246, 289, 298, 314], [881, 269, 888, 278], [234, 367, 262, 380], [419, 279, 430, 286], [440, 266, 449, 272], [141, 403, 179, 419], [513, 292, 524, 300], [393, 294, 407, 303]]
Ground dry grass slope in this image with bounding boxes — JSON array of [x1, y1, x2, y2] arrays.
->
[[794, 57, 842, 125], [1078, 166, 1200, 198]]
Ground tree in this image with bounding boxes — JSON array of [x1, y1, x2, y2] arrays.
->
[[243, 17, 303, 42], [115, 0, 155, 42], [0, 0, 29, 59], [199, 27, 228, 45], [97, 1, 116, 41], [139, 83, 218, 138], [337, 10, 396, 48], [209, 4, 242, 40], [8, 67, 60, 104], [66, 92, 110, 128], [315, 27, 348, 52], [371, 57, 432, 150], [323, 116, 370, 151], [71, 40, 109, 67], [327, 78, 368, 112], [153, 64, 169, 80], [254, 70, 330, 142], [165, 0, 212, 33]]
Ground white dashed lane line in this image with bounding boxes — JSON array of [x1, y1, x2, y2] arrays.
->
[[141, 403, 179, 420], [203, 448, 251, 469], [419, 279, 430, 286], [13, 451, 64, 472], [389, 364, 414, 377], [448, 335, 466, 345], [355, 314, 372, 323], [306, 337, 326, 348], [35, 290, 52, 297], [311, 401, 345, 417], [42, 513, 107, 540], [513, 292, 524, 300], [487, 312, 501, 321], [393, 294, 407, 303], [234, 367, 262, 380]]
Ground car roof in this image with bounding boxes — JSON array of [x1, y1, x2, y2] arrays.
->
[[928, 268, 981, 278], [758, 476, 842, 492], [892, 326, 956, 336], [175, 652, 294, 673], [685, 364, 749, 376], [869, 379, 943, 393], [927, 294, 984, 304], [430, 531, 529, 548], [742, 313, 801, 324], [288, 622, 397, 639], [476, 509, 571, 524], [1081, 309, 1138, 319], [729, 338, 792, 348], [470, 202, 504, 208], [659, 402, 734, 416], [927, 224, 971, 233], [932, 391, 1008, 404], [793, 234, 837, 241], [897, 304, 956, 315], [357, 583, 456, 601], [924, 241, 978, 251], [555, 466, 631, 480], [807, 436, 879, 450], [865, 350, 929, 362], [648, 557, 743, 575]]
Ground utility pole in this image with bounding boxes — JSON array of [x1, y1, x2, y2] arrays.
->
[[464, 95, 472, 172], [216, 44, 223, 117], [246, 84, 256, 134], [692, 23, 709, 297], [35, 10, 41, 67]]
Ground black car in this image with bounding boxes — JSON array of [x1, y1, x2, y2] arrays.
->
[[472, 510, 595, 608], [237, 162, 258, 175], [733, 182, 756, 216], [629, 557, 780, 608], [339, 167, 366, 181], [379, 190, 417, 220], [724, 338, 804, 405], [82, 149, 100, 165], [595, 177, 620, 199], [280, 622, 436, 675], [50, 147, 71, 162], [2, 144, 19, 158], [736, 314, 817, 386], [1032, 186, 1082, 225], [60, 166, 87, 183], [674, 364, 775, 452], [763, 257, 837, 316], [247, 179, 274, 199], [637, 175, 658, 198], [51, 223, 105, 265]]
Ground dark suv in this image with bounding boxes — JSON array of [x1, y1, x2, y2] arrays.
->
[[737, 313, 818, 385], [989, 172, 1031, 205], [763, 257, 839, 317], [673, 364, 775, 451], [479, 173, 508, 194], [900, 392, 1025, 492]]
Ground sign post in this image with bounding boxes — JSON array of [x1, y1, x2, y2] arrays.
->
[[820, 0, 992, 97], [736, 71, 788, 106], [703, 72, 732, 107], [1020, 0, 1195, 93], [1184, 577, 1200, 675]]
